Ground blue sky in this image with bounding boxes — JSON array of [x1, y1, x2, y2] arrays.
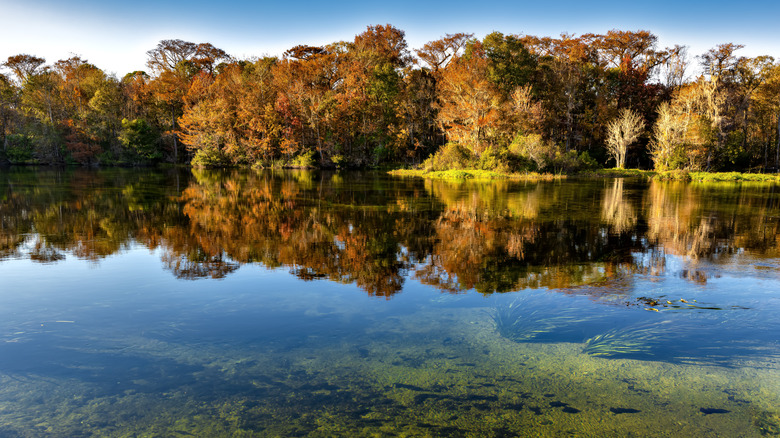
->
[[1, 0, 778, 76]]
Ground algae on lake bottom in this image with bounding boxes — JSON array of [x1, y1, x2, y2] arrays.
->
[[1, 304, 778, 437]]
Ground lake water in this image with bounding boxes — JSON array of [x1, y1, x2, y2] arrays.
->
[[1, 167, 779, 437]]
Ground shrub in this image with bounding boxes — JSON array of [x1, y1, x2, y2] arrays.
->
[[475, 146, 511, 173], [191, 148, 231, 168], [4, 134, 35, 164], [290, 150, 315, 168], [422, 142, 472, 171], [509, 134, 551, 169], [577, 151, 600, 170], [330, 154, 345, 169]]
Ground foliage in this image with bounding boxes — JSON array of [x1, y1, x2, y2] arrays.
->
[[191, 147, 231, 167], [3, 134, 35, 163], [421, 142, 472, 171], [1, 29, 779, 172], [289, 150, 315, 168], [388, 168, 564, 181], [119, 118, 160, 162]]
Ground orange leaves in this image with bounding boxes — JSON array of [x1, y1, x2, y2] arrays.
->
[[436, 54, 501, 155]]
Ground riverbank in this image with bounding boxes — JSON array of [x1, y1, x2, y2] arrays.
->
[[388, 167, 780, 183], [387, 169, 566, 180]]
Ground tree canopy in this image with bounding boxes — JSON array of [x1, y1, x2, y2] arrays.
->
[[1, 26, 779, 172]]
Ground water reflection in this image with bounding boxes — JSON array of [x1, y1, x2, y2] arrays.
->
[[2, 168, 780, 297], [2, 168, 780, 436]]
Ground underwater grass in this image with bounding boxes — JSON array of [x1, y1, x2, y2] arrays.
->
[[582, 325, 660, 358], [491, 297, 591, 343]]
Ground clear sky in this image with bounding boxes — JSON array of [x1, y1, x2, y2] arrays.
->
[[1, 0, 778, 77]]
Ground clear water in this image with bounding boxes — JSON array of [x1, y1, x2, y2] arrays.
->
[[0, 167, 779, 437]]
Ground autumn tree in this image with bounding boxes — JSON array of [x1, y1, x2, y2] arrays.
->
[[416, 33, 472, 73], [3, 54, 45, 84], [0, 74, 17, 158], [649, 101, 686, 170], [145, 39, 229, 163], [521, 34, 601, 152], [436, 42, 500, 156], [606, 108, 644, 168]]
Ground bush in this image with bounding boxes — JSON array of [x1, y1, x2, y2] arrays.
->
[[422, 142, 472, 171], [4, 134, 35, 164], [290, 150, 315, 168], [475, 146, 511, 173], [577, 151, 600, 170], [330, 154, 345, 169], [654, 169, 691, 181], [509, 134, 551, 169], [191, 148, 231, 168], [550, 150, 581, 173]]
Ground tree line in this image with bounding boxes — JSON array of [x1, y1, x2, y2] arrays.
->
[[2, 25, 780, 172]]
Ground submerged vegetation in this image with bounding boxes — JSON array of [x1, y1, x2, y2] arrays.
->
[[491, 297, 590, 342], [2, 168, 780, 436], [582, 324, 662, 358]]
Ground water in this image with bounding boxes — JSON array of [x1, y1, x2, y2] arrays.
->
[[1, 167, 779, 437]]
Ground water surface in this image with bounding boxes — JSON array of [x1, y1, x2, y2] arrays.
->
[[1, 168, 779, 436]]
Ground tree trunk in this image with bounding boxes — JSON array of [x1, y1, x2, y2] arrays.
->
[[741, 101, 749, 155], [1, 112, 6, 156], [776, 110, 780, 171], [171, 109, 178, 163]]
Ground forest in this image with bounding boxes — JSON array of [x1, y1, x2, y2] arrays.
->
[[2, 25, 780, 172]]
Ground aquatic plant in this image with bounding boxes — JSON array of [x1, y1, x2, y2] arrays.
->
[[491, 296, 589, 342], [753, 409, 780, 436], [582, 323, 663, 357]]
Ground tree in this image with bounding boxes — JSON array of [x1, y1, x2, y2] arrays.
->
[[0, 74, 17, 157], [649, 102, 685, 170], [416, 33, 473, 73], [146, 40, 199, 74], [481, 32, 537, 98], [3, 54, 45, 84], [119, 118, 160, 162], [436, 44, 500, 156], [145, 40, 229, 163], [606, 108, 644, 168]]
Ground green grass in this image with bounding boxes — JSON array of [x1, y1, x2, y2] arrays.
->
[[580, 168, 656, 178], [390, 167, 780, 183], [654, 170, 780, 183], [388, 169, 564, 181]]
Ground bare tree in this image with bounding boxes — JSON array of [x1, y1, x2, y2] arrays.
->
[[660, 45, 689, 89], [606, 108, 644, 168]]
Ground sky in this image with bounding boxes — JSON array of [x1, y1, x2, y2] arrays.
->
[[1, 0, 779, 77]]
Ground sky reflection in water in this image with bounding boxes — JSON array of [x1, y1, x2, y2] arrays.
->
[[0, 167, 779, 436]]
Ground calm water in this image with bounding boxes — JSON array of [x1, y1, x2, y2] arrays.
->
[[1, 167, 779, 437]]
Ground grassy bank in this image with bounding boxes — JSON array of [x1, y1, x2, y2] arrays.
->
[[389, 167, 780, 183], [580, 168, 656, 178], [654, 170, 780, 182], [388, 169, 565, 181]]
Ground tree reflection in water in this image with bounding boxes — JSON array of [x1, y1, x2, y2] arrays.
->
[[2, 167, 779, 299]]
